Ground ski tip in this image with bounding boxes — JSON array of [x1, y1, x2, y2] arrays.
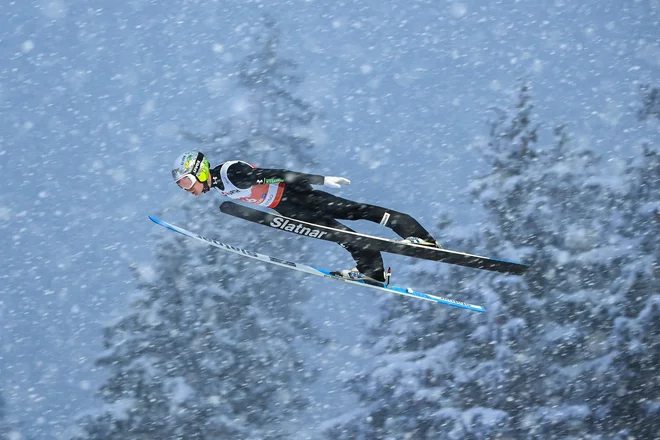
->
[[148, 215, 161, 224], [218, 201, 234, 212], [494, 258, 532, 269]]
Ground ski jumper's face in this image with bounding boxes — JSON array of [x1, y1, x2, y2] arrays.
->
[[180, 178, 205, 196]]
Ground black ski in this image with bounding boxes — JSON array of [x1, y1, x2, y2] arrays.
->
[[219, 202, 530, 276]]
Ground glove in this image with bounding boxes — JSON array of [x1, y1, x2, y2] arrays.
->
[[323, 176, 351, 188]]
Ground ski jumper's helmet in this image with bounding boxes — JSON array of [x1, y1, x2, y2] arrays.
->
[[172, 151, 211, 185]]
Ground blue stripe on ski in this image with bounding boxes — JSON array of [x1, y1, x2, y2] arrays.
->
[[149, 215, 485, 312], [315, 268, 486, 312]]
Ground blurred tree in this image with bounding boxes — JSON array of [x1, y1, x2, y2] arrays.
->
[[637, 84, 660, 121], [322, 80, 544, 440], [322, 80, 660, 439], [593, 141, 660, 438], [181, 14, 320, 167], [73, 226, 313, 440], [73, 19, 324, 440]]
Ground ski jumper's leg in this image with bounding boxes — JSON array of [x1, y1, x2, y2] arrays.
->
[[305, 190, 437, 242], [276, 194, 386, 282]]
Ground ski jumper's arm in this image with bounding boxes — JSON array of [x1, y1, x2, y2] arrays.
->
[[227, 161, 325, 189]]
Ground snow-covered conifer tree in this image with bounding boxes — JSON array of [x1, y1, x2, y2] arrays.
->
[[321, 81, 544, 440], [322, 81, 654, 439], [589, 118, 660, 439], [74, 218, 312, 439], [637, 84, 660, 121], [73, 20, 323, 440]]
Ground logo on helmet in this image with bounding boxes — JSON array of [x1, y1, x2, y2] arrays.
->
[[191, 158, 202, 175]]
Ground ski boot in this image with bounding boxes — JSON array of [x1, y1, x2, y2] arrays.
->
[[331, 268, 386, 284], [402, 237, 444, 249]]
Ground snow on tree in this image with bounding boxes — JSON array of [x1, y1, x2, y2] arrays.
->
[[589, 124, 660, 439], [73, 215, 313, 440], [72, 21, 325, 440], [322, 80, 659, 439], [320, 81, 543, 439], [320, 272, 513, 440]]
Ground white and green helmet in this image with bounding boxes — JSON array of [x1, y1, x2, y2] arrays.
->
[[171, 151, 211, 184]]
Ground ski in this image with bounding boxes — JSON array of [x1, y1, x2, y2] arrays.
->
[[219, 201, 530, 276], [149, 215, 486, 312]]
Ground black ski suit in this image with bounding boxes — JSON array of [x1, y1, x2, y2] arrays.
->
[[209, 162, 436, 282]]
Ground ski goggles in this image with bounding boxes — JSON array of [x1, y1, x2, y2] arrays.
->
[[175, 174, 198, 190]]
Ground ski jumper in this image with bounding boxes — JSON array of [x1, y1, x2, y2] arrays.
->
[[210, 161, 436, 282]]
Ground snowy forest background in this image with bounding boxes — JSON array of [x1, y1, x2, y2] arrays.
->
[[1, 1, 659, 439]]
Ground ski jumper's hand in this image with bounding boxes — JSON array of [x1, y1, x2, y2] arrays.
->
[[323, 176, 351, 188]]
